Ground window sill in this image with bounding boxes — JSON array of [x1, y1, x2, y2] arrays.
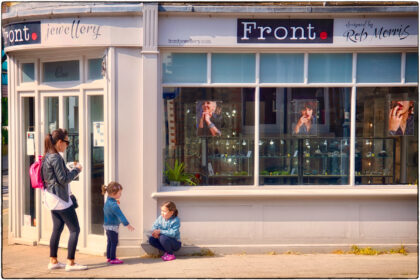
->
[[152, 187, 417, 198]]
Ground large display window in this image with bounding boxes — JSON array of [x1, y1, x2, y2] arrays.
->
[[163, 88, 255, 186], [161, 52, 418, 187], [258, 87, 350, 185], [356, 87, 418, 185]]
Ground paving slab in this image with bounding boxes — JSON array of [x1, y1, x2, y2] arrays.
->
[[2, 240, 418, 278]]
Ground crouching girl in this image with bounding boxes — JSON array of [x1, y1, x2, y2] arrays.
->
[[149, 201, 181, 261]]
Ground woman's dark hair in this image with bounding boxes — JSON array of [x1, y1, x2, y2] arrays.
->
[[101, 181, 123, 196], [162, 201, 178, 217], [43, 128, 68, 156]]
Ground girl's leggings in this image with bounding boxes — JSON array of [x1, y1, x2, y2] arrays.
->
[[106, 230, 119, 260], [149, 235, 181, 254], [50, 206, 80, 260]]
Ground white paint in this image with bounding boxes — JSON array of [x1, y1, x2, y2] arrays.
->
[[159, 17, 417, 48], [334, 18, 418, 46]]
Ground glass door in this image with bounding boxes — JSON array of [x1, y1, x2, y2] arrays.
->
[[88, 95, 104, 235], [22, 96, 36, 229]]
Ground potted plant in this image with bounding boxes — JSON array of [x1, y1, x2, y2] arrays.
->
[[165, 160, 197, 186]]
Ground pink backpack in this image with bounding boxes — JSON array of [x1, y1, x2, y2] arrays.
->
[[29, 155, 44, 189]]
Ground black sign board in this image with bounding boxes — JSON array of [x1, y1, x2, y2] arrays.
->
[[3, 21, 41, 47], [237, 19, 333, 43]]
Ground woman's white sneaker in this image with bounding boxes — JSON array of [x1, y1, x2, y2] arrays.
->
[[65, 263, 88, 271], [48, 262, 66, 270]]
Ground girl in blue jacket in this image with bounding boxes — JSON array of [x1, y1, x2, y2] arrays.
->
[[102, 182, 134, 264], [149, 201, 181, 261]]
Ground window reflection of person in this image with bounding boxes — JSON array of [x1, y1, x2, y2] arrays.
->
[[389, 100, 415, 136], [294, 101, 316, 135], [198, 101, 221, 137]]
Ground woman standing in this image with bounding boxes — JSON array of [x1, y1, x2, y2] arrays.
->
[[42, 128, 87, 271]]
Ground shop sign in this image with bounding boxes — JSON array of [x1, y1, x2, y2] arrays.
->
[[334, 18, 418, 46], [40, 17, 142, 47], [2, 21, 41, 47], [237, 19, 333, 43]]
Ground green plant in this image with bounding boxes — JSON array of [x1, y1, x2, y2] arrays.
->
[[165, 160, 197, 186]]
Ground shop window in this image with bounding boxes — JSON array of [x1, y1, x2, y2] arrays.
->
[[405, 53, 418, 83], [88, 58, 103, 81], [21, 63, 35, 83], [162, 87, 255, 186], [260, 54, 304, 83], [45, 97, 59, 134], [258, 88, 351, 185], [43, 60, 80, 82], [65, 96, 79, 165], [211, 54, 255, 83], [162, 53, 207, 83], [356, 87, 418, 185], [308, 53, 352, 83], [357, 53, 401, 83]]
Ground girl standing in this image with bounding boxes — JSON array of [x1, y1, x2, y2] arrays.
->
[[149, 201, 181, 261], [102, 182, 135, 264], [42, 128, 86, 271]]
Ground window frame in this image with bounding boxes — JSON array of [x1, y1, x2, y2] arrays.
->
[[160, 49, 418, 189]]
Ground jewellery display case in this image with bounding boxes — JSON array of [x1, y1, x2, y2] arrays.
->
[[355, 137, 395, 184], [165, 137, 254, 185], [259, 137, 350, 185]]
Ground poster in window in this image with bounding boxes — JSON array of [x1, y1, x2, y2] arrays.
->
[[93, 121, 105, 147], [196, 100, 223, 137], [290, 99, 318, 136], [388, 100, 415, 136], [26, 131, 35, 156]]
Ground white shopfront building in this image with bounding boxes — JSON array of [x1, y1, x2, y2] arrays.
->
[[3, 3, 418, 256]]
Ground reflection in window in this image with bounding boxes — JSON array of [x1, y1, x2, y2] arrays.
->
[[43, 60, 80, 82], [357, 53, 401, 83], [88, 58, 103, 81], [211, 54, 255, 83], [45, 97, 59, 134], [356, 87, 418, 185], [89, 95, 104, 234], [162, 53, 207, 83], [65, 97, 79, 163], [22, 63, 35, 83], [162, 88, 255, 186], [258, 88, 351, 185]]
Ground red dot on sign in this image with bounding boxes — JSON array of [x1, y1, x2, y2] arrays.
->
[[31, 33, 37, 40], [320, 32, 328, 40]]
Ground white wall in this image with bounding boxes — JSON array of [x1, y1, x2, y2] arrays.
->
[[114, 48, 142, 248], [157, 197, 417, 253]]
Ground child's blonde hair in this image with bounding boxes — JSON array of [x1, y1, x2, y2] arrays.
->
[[101, 181, 123, 195]]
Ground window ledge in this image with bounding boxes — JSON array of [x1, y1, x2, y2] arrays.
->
[[152, 187, 417, 198]]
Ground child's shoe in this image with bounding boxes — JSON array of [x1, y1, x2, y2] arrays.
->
[[109, 258, 124, 264], [161, 252, 168, 260], [163, 253, 176, 261], [107, 259, 111, 262]]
